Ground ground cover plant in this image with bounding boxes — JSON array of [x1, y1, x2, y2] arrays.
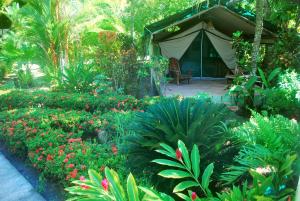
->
[[0, 90, 145, 113]]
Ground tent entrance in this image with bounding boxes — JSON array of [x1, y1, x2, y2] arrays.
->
[[180, 30, 228, 78]]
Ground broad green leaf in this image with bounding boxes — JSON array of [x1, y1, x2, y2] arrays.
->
[[155, 149, 176, 159], [267, 67, 280, 82], [245, 76, 258, 89], [160, 143, 176, 155], [158, 169, 190, 179], [139, 186, 164, 201], [201, 163, 214, 191], [127, 173, 139, 201], [152, 159, 185, 169], [178, 140, 191, 170], [258, 68, 268, 88], [191, 145, 200, 179], [176, 193, 192, 201], [88, 169, 102, 187], [173, 181, 199, 193], [105, 168, 126, 201]]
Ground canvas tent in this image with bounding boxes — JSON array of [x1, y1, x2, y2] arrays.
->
[[145, 5, 277, 78]]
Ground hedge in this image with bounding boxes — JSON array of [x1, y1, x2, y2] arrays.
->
[[0, 90, 146, 113]]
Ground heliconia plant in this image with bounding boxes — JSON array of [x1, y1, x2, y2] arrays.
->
[[152, 140, 215, 200], [65, 168, 175, 201]]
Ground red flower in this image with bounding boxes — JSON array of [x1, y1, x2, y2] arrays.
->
[[68, 164, 75, 168], [48, 142, 53, 147], [101, 178, 109, 191], [111, 145, 118, 155], [63, 158, 69, 163], [47, 154, 53, 161], [68, 138, 82, 143], [70, 169, 78, 178], [38, 155, 43, 161], [191, 192, 197, 201], [81, 185, 90, 190], [58, 149, 64, 156], [32, 128, 37, 133], [176, 148, 182, 161]]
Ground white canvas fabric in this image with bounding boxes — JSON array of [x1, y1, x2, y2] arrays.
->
[[205, 28, 237, 70], [159, 22, 206, 60], [159, 21, 237, 71]]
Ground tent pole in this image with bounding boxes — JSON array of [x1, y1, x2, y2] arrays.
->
[[201, 29, 204, 78]]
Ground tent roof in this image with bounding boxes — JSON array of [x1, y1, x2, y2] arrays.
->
[[145, 4, 277, 43]]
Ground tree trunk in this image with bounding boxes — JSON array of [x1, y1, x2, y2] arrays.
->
[[251, 0, 265, 75]]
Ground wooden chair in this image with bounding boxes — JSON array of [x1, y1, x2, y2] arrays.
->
[[169, 58, 192, 85]]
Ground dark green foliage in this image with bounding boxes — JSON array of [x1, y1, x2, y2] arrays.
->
[[222, 112, 300, 188], [124, 98, 239, 174], [0, 90, 145, 113]]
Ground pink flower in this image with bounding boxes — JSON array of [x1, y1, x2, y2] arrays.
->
[[101, 178, 109, 191], [176, 148, 182, 161], [80, 176, 85, 181], [68, 138, 82, 143], [70, 169, 78, 178], [111, 145, 118, 155], [81, 185, 90, 190], [38, 155, 43, 161], [63, 158, 69, 163], [68, 164, 75, 168], [46, 154, 53, 161], [191, 192, 197, 201]]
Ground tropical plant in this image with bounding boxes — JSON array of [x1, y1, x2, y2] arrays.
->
[[228, 75, 260, 110], [54, 59, 97, 93], [257, 67, 281, 89], [124, 98, 238, 176], [153, 140, 215, 199], [15, 65, 34, 88], [65, 168, 175, 201], [221, 112, 300, 197]]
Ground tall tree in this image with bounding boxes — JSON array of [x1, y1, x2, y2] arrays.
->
[[251, 0, 265, 75]]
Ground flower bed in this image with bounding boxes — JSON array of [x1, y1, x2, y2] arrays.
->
[[0, 108, 127, 187], [0, 90, 146, 113]]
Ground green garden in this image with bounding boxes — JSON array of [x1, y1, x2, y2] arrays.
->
[[0, 0, 299, 201]]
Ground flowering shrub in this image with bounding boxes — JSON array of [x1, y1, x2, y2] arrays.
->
[[0, 90, 147, 113], [0, 108, 127, 187]]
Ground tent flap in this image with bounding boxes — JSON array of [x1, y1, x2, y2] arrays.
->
[[205, 29, 237, 70], [158, 22, 206, 60]]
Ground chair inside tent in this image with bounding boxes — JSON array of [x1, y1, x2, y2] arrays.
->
[[159, 22, 237, 78]]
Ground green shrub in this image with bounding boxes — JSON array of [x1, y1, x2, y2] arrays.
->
[[0, 108, 127, 187], [54, 60, 99, 93], [124, 98, 239, 176], [262, 70, 300, 118], [0, 90, 145, 113], [222, 112, 300, 186], [15, 67, 34, 88]]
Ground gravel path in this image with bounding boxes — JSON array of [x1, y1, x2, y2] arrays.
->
[[0, 152, 46, 201]]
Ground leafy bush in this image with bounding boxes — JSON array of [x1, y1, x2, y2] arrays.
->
[[0, 90, 145, 113], [66, 168, 175, 201], [124, 98, 239, 175], [15, 66, 34, 88], [67, 140, 297, 201], [54, 60, 97, 93], [222, 112, 300, 188], [0, 108, 126, 187], [262, 70, 300, 118]]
